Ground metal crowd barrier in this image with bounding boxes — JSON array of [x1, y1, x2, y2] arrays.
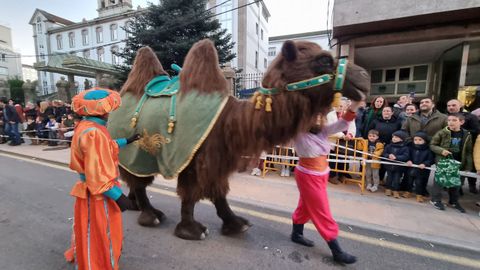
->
[[260, 138, 368, 194]]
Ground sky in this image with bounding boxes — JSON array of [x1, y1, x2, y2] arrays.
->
[[0, 0, 330, 65]]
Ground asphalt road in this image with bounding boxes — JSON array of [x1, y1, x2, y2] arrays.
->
[[0, 154, 479, 270]]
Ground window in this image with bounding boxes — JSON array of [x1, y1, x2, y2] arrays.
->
[[40, 53, 45, 60], [82, 29, 89, 45], [83, 49, 90, 59], [268, 47, 276, 57], [111, 46, 119, 64], [255, 51, 258, 69], [466, 41, 480, 85], [96, 27, 103, 43], [264, 58, 267, 69], [97, 47, 104, 62], [36, 17, 42, 34], [385, 69, 396, 81], [0, 67, 7, 75], [110, 24, 118, 41], [370, 64, 429, 95], [261, 29, 263, 40], [1, 54, 5, 62], [256, 23, 258, 35], [68, 32, 75, 48], [125, 21, 132, 38], [56, 35, 63, 49], [399, 68, 410, 81]]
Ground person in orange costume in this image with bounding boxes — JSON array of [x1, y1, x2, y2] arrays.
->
[[64, 88, 139, 270]]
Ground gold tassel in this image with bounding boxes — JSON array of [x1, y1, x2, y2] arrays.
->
[[255, 95, 263, 110], [130, 117, 137, 128], [265, 96, 272, 112], [250, 91, 260, 104], [332, 92, 342, 108], [167, 121, 175, 134]]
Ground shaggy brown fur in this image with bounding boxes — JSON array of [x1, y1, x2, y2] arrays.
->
[[118, 39, 370, 240], [179, 39, 228, 96], [120, 46, 168, 98]]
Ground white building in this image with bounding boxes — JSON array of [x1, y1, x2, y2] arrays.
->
[[22, 64, 38, 82], [0, 25, 23, 80], [29, 0, 138, 95], [30, 0, 270, 96], [268, 30, 331, 66], [208, 0, 270, 73]]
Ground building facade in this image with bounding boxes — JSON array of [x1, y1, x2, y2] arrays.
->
[[22, 64, 38, 82], [29, 0, 137, 95], [268, 30, 331, 65], [208, 0, 270, 73], [0, 25, 23, 80], [332, 0, 480, 109], [30, 0, 270, 97]]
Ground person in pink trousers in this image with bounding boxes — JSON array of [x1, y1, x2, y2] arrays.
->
[[290, 101, 360, 264]]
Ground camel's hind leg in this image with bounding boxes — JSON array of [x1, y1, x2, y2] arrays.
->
[[213, 197, 251, 235], [119, 167, 166, 226], [174, 168, 208, 240]]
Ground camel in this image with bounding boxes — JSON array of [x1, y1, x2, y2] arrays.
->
[[108, 39, 370, 240]]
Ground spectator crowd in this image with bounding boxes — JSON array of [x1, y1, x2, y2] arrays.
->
[[0, 97, 80, 147]]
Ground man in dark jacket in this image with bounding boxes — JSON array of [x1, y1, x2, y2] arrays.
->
[[446, 99, 480, 194], [0, 97, 21, 146], [369, 106, 402, 144]]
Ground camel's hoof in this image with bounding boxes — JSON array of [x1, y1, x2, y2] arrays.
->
[[174, 221, 208, 240], [222, 216, 252, 235], [138, 210, 163, 227]]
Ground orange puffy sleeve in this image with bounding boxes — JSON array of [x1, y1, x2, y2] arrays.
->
[[79, 129, 119, 196]]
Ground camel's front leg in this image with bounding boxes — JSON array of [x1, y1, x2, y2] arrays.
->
[[134, 184, 166, 226], [213, 197, 251, 235], [174, 200, 209, 240]]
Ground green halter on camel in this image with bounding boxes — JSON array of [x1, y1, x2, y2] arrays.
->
[[108, 64, 228, 179]]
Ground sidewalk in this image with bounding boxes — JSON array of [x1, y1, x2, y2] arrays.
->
[[1, 143, 479, 251]]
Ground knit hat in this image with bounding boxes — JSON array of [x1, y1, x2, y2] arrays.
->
[[413, 131, 429, 143], [392, 130, 408, 141], [71, 88, 121, 116]]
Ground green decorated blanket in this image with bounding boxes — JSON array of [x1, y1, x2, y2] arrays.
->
[[108, 90, 228, 179]]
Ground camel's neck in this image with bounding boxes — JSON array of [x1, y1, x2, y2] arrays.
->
[[227, 94, 313, 155]]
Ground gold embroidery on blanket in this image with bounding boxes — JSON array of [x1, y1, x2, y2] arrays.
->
[[135, 128, 171, 155]]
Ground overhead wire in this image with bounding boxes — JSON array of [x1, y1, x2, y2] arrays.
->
[[1, 0, 262, 59]]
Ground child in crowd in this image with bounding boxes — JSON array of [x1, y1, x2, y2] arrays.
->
[[430, 113, 472, 213], [289, 101, 360, 265], [58, 114, 74, 142], [406, 131, 435, 202], [25, 116, 38, 145], [358, 129, 384, 192], [36, 115, 48, 144], [383, 130, 410, 198], [45, 114, 59, 146]]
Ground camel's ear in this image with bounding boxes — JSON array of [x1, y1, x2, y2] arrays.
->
[[282, 40, 297, 62]]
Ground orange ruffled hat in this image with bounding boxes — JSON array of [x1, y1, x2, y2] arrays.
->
[[71, 87, 121, 116]]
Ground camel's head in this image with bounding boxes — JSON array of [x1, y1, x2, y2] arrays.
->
[[262, 40, 369, 115]]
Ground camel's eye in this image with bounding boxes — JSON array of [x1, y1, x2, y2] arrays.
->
[[315, 55, 333, 68]]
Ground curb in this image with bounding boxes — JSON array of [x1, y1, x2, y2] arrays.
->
[[1, 148, 479, 253], [0, 148, 69, 168]]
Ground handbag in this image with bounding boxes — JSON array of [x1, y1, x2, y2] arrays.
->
[[434, 156, 461, 188]]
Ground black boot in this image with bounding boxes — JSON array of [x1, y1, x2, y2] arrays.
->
[[327, 239, 357, 264], [291, 224, 314, 247]]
